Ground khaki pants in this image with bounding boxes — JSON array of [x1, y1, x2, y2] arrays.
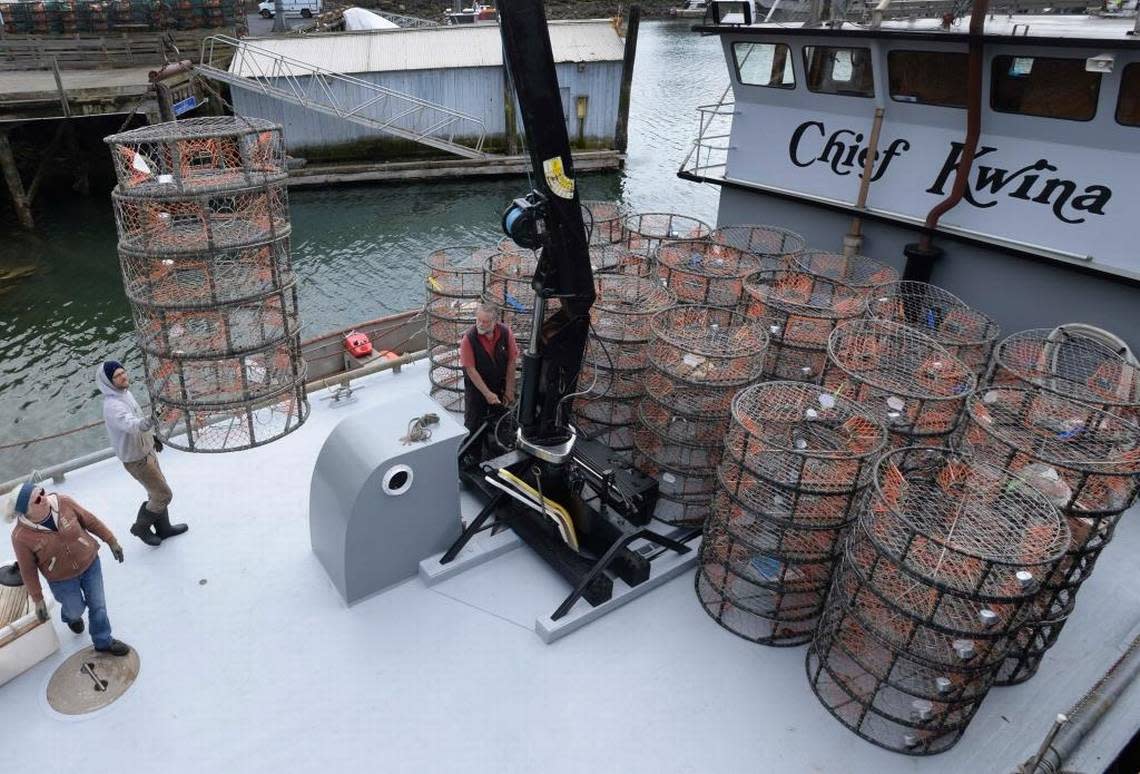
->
[[122, 453, 173, 512]]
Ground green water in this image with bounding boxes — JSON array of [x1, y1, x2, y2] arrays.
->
[[0, 21, 728, 478]]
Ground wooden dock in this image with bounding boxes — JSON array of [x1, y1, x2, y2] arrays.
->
[[286, 149, 624, 187]]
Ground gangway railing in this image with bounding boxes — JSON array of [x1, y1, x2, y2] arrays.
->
[[197, 35, 488, 159], [678, 85, 735, 182]]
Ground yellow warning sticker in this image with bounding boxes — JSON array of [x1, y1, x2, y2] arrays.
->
[[542, 156, 575, 200]]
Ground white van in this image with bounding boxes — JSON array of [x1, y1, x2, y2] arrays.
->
[[257, 0, 322, 19]]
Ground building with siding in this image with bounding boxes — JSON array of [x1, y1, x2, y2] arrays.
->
[[226, 20, 627, 160]]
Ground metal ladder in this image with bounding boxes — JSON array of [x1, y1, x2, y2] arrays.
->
[[197, 35, 488, 160]]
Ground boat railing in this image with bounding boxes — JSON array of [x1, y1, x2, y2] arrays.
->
[[196, 35, 489, 160], [679, 96, 737, 182]]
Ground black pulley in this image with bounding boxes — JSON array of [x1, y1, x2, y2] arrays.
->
[[501, 192, 546, 250]]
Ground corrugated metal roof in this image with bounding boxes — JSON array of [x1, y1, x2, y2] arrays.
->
[[229, 20, 624, 77]]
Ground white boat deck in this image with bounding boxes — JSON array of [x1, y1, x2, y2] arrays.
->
[[4, 360, 1139, 772]]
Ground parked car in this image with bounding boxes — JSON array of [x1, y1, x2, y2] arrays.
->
[[258, 0, 322, 19]]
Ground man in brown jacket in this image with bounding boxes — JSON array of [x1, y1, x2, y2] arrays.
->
[[6, 483, 131, 656]]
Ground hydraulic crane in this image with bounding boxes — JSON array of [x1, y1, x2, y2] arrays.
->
[[443, 0, 693, 620]]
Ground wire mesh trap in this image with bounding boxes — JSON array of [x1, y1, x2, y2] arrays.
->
[[744, 270, 868, 383], [482, 250, 561, 346], [581, 199, 627, 246], [107, 119, 307, 452], [961, 386, 1140, 684], [988, 327, 1140, 420], [826, 319, 976, 449], [708, 224, 806, 269], [792, 250, 900, 294], [866, 282, 1000, 376], [697, 382, 888, 646], [622, 212, 711, 259], [655, 240, 761, 308], [806, 447, 1068, 755]]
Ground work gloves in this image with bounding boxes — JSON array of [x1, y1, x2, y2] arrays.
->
[[110, 543, 125, 563], [35, 599, 48, 622]]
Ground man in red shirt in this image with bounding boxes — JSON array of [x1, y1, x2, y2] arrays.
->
[[459, 303, 520, 439]]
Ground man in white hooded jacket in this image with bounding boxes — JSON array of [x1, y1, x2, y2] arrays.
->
[[97, 361, 188, 546]]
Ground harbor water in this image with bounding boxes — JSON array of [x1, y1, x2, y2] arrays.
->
[[0, 21, 726, 480]]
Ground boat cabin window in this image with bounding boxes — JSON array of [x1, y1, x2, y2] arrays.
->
[[888, 51, 967, 107], [1117, 63, 1140, 127], [803, 46, 874, 97], [732, 42, 795, 88], [991, 55, 1101, 121]]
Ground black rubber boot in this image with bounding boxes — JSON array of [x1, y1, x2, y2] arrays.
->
[[129, 503, 162, 547], [68, 618, 85, 634], [154, 508, 188, 540], [95, 639, 130, 657]]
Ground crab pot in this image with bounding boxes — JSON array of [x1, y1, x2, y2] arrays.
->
[[106, 118, 308, 452], [866, 282, 1000, 376], [647, 305, 769, 390], [654, 240, 761, 309], [424, 294, 481, 414], [961, 386, 1140, 684], [806, 447, 1068, 755], [582, 199, 626, 246], [986, 327, 1140, 422], [825, 319, 976, 450], [590, 244, 647, 276], [429, 353, 465, 413], [708, 224, 806, 269], [792, 250, 900, 295], [482, 250, 561, 346], [743, 270, 868, 382], [697, 382, 887, 645], [622, 212, 711, 261], [424, 245, 497, 300]]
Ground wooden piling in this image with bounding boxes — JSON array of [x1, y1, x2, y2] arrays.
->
[[0, 130, 34, 230], [613, 4, 640, 153], [503, 68, 519, 156]]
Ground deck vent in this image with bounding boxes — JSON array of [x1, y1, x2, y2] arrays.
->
[[105, 117, 308, 452], [697, 381, 886, 646], [574, 275, 676, 458], [961, 386, 1140, 685], [806, 447, 1069, 755], [633, 305, 767, 526]]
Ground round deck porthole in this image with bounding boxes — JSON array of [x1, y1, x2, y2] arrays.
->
[[382, 464, 413, 496]]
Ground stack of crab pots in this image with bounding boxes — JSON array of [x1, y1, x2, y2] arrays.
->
[[961, 385, 1140, 684], [793, 250, 900, 296], [807, 447, 1069, 755], [622, 212, 711, 277], [633, 305, 768, 526], [482, 249, 561, 350], [581, 199, 627, 246], [743, 269, 869, 383], [574, 275, 677, 458], [698, 381, 887, 646], [424, 245, 498, 413], [825, 319, 977, 453], [655, 239, 761, 310], [708, 224, 806, 269], [865, 281, 1001, 377]]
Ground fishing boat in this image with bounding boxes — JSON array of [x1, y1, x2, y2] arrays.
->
[[1, 2, 1139, 772]]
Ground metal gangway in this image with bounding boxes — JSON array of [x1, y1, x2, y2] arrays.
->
[[197, 35, 488, 159]]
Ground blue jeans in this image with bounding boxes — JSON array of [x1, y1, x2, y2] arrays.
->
[[47, 556, 113, 649]]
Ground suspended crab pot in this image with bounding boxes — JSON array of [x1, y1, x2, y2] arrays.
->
[[634, 305, 768, 526], [106, 117, 308, 452], [987, 327, 1140, 422], [961, 386, 1140, 685], [622, 212, 711, 261], [825, 319, 976, 452], [697, 381, 887, 646], [574, 275, 676, 456], [792, 250, 900, 295], [866, 282, 1000, 376], [807, 448, 1068, 755], [655, 240, 761, 309], [708, 224, 806, 269], [581, 199, 626, 246], [743, 270, 868, 383]]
